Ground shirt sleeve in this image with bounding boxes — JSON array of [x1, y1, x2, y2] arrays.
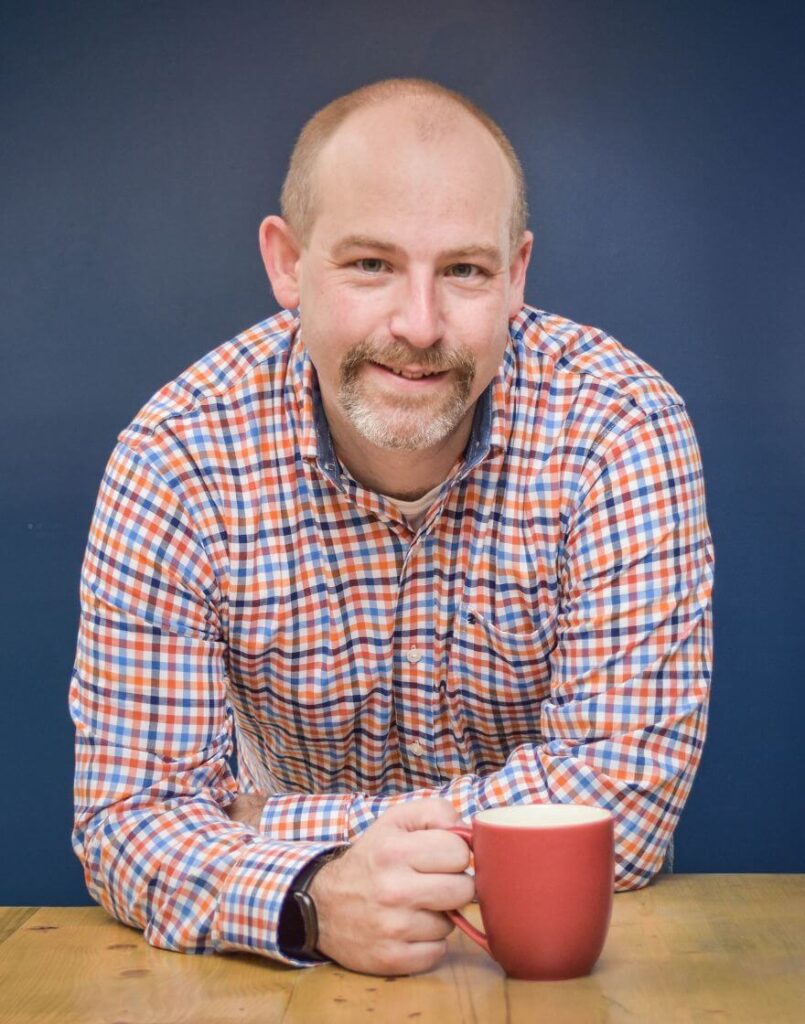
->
[[70, 440, 341, 965], [262, 404, 714, 892]]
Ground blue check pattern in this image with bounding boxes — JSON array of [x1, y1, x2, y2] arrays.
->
[[70, 305, 713, 965]]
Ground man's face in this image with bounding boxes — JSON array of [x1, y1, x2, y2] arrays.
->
[[292, 101, 531, 452]]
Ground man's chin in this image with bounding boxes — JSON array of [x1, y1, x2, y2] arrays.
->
[[346, 406, 458, 452], [338, 381, 473, 453], [353, 421, 446, 452]]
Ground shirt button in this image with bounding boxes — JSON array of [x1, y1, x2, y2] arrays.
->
[[406, 647, 423, 663], [408, 741, 425, 757]]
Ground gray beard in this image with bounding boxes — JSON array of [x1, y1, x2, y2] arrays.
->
[[340, 383, 472, 450], [338, 339, 476, 451]]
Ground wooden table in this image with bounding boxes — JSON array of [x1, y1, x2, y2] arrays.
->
[[1, 875, 803, 1023]]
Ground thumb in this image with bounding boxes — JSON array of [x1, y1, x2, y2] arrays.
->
[[380, 797, 463, 832]]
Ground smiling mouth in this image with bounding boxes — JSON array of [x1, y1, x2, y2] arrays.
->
[[370, 361, 447, 380]]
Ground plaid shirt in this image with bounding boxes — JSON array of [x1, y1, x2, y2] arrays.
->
[[70, 305, 713, 965]]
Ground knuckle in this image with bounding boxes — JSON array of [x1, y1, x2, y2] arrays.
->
[[452, 838, 472, 871], [378, 938, 446, 977], [375, 876, 406, 909], [460, 876, 476, 903], [375, 943, 405, 976], [372, 836, 400, 870], [382, 912, 408, 942], [432, 798, 460, 824], [423, 940, 448, 972]]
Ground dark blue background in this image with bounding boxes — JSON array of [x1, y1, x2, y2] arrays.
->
[[3, 1, 803, 904]]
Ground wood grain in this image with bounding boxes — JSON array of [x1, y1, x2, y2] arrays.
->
[[0, 908, 36, 947], [0, 876, 802, 1024]]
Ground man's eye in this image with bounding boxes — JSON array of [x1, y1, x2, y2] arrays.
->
[[355, 258, 387, 273], [448, 263, 481, 279]]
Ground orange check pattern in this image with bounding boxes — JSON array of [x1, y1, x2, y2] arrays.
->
[[70, 305, 713, 965]]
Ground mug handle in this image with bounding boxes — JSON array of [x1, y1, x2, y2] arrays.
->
[[445, 826, 491, 956]]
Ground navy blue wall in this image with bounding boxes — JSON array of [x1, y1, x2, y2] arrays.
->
[[3, 1, 803, 904]]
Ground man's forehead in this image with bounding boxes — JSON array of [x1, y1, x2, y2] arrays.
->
[[314, 98, 509, 200], [328, 96, 499, 160], [310, 101, 514, 238]]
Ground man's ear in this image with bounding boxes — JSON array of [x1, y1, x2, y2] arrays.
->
[[259, 215, 302, 310], [508, 230, 534, 318]]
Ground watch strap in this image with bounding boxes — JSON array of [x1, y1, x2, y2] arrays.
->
[[287, 845, 348, 960]]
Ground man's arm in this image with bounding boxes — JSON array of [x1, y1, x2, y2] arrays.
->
[[253, 404, 714, 892], [70, 441, 346, 965], [73, 440, 473, 973], [226, 793, 267, 830]]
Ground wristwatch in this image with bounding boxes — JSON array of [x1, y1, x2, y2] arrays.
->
[[281, 846, 349, 960]]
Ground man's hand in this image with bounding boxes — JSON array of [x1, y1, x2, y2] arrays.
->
[[309, 798, 474, 976]]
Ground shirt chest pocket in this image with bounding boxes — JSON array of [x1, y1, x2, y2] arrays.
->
[[444, 602, 555, 769]]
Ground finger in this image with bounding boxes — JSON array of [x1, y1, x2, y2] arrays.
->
[[395, 939, 449, 976], [407, 871, 476, 912], [399, 829, 471, 874], [379, 798, 461, 832], [399, 909, 455, 943]]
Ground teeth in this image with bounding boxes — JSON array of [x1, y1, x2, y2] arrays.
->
[[387, 367, 437, 379]]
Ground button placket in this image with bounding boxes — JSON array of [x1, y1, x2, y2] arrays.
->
[[402, 644, 428, 763], [394, 523, 440, 778]]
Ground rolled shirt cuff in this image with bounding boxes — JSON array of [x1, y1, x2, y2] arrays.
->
[[258, 792, 356, 842], [211, 836, 343, 966]]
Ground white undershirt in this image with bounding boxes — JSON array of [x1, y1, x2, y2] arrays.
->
[[337, 455, 458, 533], [384, 480, 445, 532]]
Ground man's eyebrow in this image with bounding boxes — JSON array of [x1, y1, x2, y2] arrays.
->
[[330, 235, 504, 265], [330, 235, 398, 257], [440, 244, 504, 265]]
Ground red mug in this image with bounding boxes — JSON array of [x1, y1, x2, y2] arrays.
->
[[447, 803, 615, 980]]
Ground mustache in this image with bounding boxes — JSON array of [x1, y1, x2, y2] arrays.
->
[[341, 338, 476, 381]]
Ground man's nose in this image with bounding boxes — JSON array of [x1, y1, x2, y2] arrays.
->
[[388, 273, 444, 349]]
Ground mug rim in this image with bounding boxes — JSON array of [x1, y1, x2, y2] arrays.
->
[[474, 803, 613, 828]]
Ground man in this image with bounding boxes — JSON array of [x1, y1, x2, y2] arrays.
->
[[70, 78, 713, 977]]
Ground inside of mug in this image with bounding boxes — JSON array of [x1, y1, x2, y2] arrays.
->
[[475, 804, 612, 827]]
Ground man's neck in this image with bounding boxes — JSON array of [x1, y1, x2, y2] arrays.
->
[[323, 400, 475, 501]]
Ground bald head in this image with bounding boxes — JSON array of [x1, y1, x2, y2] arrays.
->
[[280, 78, 528, 252]]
